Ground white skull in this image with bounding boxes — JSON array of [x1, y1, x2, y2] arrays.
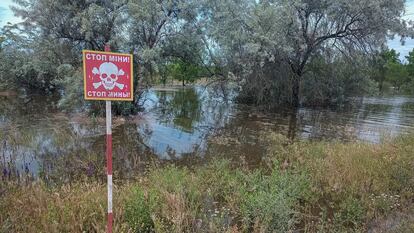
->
[[92, 62, 125, 90], [99, 62, 120, 90]]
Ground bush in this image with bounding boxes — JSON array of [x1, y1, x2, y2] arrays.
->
[[239, 169, 310, 232], [266, 133, 414, 232], [125, 187, 155, 232], [333, 196, 366, 230], [2, 134, 414, 232]]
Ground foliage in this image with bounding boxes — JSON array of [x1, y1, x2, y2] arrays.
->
[[1, 0, 412, 111], [0, 24, 63, 92], [168, 60, 201, 86], [239, 169, 310, 232], [125, 187, 155, 232], [0, 182, 134, 232], [407, 50, 414, 77], [301, 54, 377, 106], [402, 49, 414, 94], [203, 0, 409, 106], [266, 132, 414, 232], [370, 48, 414, 95], [1, 101, 413, 233], [386, 62, 410, 91], [3, 133, 414, 232]]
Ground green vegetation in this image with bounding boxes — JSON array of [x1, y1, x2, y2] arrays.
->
[[167, 60, 201, 86], [2, 134, 413, 232], [371, 48, 414, 95], [0, 0, 413, 113]]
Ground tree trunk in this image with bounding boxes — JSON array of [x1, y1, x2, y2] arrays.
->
[[289, 61, 303, 108], [292, 74, 300, 108], [287, 110, 298, 140], [182, 79, 185, 86], [379, 80, 384, 94]]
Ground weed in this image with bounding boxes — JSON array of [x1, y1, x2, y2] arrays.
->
[[1, 134, 414, 232]]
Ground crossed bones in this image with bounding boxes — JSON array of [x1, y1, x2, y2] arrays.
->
[[92, 62, 125, 90]]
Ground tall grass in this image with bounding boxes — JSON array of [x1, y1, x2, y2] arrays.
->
[[266, 133, 414, 232], [0, 182, 133, 232], [1, 134, 414, 232]]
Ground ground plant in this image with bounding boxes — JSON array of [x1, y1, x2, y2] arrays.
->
[[1, 134, 413, 232]]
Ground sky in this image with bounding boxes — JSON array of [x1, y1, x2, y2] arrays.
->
[[0, 0, 17, 26], [1, 0, 414, 61], [388, 0, 414, 61]]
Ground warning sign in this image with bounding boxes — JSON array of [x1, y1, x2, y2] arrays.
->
[[83, 50, 133, 101]]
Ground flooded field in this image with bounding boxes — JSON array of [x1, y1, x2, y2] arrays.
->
[[1, 87, 414, 182]]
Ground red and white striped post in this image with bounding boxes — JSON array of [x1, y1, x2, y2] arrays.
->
[[104, 43, 113, 233], [83, 43, 133, 232]]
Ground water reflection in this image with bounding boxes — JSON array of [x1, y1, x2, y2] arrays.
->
[[1, 89, 414, 182], [139, 87, 231, 159]]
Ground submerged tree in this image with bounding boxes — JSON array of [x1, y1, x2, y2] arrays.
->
[[281, 0, 407, 106], [204, 0, 410, 107], [1, 0, 413, 112], [127, 0, 201, 84], [12, 0, 128, 52]]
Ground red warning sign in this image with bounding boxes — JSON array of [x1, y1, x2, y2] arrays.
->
[[83, 50, 133, 101]]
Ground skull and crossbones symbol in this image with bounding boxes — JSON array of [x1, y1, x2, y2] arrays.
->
[[92, 62, 125, 90]]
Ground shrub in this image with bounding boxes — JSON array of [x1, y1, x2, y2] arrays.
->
[[147, 166, 202, 232], [2, 134, 414, 232], [333, 196, 366, 230], [266, 133, 414, 232], [125, 187, 155, 232], [239, 169, 310, 232]]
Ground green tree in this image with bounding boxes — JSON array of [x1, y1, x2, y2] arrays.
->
[[386, 62, 409, 92], [402, 49, 414, 94], [372, 49, 400, 93], [7, 0, 128, 93], [168, 60, 200, 86], [1, 0, 413, 113], [12, 0, 128, 51], [127, 0, 200, 84], [371, 49, 414, 94], [204, 0, 409, 107], [406, 49, 414, 77]]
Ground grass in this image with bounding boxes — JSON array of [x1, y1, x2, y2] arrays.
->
[[1, 134, 414, 232], [266, 133, 414, 232], [0, 182, 134, 232]]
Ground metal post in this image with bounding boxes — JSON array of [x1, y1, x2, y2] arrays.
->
[[105, 44, 113, 233]]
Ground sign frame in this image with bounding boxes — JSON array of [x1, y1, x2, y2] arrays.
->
[[82, 50, 134, 101]]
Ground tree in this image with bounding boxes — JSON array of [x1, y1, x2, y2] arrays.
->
[[204, 0, 409, 107], [2, 0, 413, 113], [0, 22, 62, 92], [12, 0, 128, 52], [8, 0, 128, 93], [283, 0, 407, 106], [406, 49, 414, 77], [372, 49, 400, 93], [168, 59, 200, 86], [386, 62, 409, 91], [127, 0, 200, 84]]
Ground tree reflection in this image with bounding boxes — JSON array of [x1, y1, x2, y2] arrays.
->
[[156, 88, 201, 132], [287, 111, 297, 141]]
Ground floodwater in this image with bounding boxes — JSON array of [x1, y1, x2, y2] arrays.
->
[[1, 87, 414, 182]]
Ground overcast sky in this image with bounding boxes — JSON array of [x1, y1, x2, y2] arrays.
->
[[1, 0, 414, 61]]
